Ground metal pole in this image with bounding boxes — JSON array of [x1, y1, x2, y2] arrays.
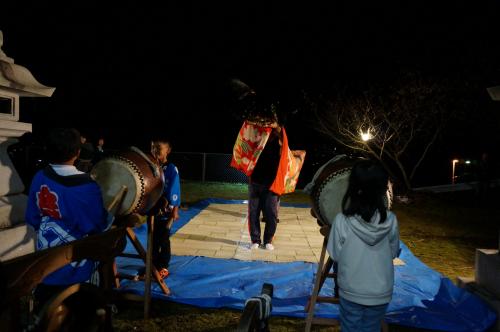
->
[[144, 215, 154, 319]]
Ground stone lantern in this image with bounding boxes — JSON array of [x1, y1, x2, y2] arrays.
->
[[0, 31, 55, 261]]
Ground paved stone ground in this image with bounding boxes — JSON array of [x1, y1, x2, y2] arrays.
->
[[171, 203, 324, 263], [171, 203, 406, 266]]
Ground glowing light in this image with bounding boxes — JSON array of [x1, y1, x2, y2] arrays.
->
[[465, 160, 471, 164], [360, 129, 372, 142], [452, 159, 459, 184]]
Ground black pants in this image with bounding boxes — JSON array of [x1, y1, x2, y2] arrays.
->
[[260, 196, 280, 223], [248, 183, 279, 244], [153, 217, 171, 270]]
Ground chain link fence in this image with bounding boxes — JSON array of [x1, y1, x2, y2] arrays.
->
[[170, 152, 248, 183]]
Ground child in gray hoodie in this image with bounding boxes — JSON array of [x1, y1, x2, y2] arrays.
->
[[327, 159, 399, 332]]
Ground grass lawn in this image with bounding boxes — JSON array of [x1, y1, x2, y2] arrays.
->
[[179, 181, 311, 204], [113, 181, 499, 331]]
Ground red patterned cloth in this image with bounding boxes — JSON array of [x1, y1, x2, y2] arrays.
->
[[230, 121, 272, 176], [231, 121, 306, 194]]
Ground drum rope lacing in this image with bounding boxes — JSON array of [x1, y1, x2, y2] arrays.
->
[[130, 146, 161, 178]]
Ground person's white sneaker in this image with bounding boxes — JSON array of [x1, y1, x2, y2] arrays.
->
[[250, 243, 260, 250], [265, 243, 275, 251]]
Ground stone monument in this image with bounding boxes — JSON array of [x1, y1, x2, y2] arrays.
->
[[0, 30, 55, 261]]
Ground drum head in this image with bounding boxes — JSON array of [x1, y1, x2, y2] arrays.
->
[[309, 155, 393, 226], [317, 168, 351, 225], [91, 158, 142, 216]]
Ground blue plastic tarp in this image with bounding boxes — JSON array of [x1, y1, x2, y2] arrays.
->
[[116, 199, 496, 331]]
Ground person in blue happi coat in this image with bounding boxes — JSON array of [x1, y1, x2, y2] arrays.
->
[[25, 128, 111, 306]]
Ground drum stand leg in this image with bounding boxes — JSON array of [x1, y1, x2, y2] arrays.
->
[[144, 214, 153, 319], [305, 235, 339, 331], [123, 215, 170, 319], [105, 186, 170, 318]]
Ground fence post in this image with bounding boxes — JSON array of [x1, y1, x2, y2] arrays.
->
[[202, 153, 206, 182]]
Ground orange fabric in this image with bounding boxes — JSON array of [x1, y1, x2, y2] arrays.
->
[[269, 128, 306, 195]]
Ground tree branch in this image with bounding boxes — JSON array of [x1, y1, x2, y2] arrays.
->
[[409, 128, 440, 181]]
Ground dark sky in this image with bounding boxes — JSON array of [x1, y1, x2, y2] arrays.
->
[[2, 1, 500, 184]]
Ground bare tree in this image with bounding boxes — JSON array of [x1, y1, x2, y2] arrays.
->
[[309, 75, 470, 190]]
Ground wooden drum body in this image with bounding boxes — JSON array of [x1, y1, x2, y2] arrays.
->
[[91, 148, 164, 216]]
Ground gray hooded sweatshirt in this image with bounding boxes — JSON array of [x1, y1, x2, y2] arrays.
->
[[327, 210, 399, 306]]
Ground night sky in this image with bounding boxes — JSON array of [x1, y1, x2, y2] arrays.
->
[[2, 1, 500, 185]]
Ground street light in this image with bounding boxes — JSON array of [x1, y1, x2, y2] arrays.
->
[[360, 129, 372, 142], [452, 159, 459, 184]]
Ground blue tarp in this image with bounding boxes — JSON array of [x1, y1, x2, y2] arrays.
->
[[116, 199, 496, 331]]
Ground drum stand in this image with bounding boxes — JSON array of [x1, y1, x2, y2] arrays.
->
[[304, 224, 389, 332], [304, 225, 339, 331], [109, 187, 170, 319], [121, 215, 170, 318]]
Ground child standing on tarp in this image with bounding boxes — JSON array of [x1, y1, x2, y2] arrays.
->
[[327, 159, 399, 332], [149, 139, 181, 279]]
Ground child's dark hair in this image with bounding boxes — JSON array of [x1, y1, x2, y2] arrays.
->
[[342, 159, 389, 223], [150, 139, 172, 156], [46, 128, 81, 163]]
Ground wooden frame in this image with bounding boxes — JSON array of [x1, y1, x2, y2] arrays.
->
[[1, 227, 127, 331]]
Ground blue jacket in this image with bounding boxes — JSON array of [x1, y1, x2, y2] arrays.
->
[[25, 166, 108, 285], [327, 211, 399, 306], [163, 163, 181, 207]]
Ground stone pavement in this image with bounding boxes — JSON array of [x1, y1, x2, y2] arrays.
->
[[171, 203, 324, 263], [171, 203, 406, 266]]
